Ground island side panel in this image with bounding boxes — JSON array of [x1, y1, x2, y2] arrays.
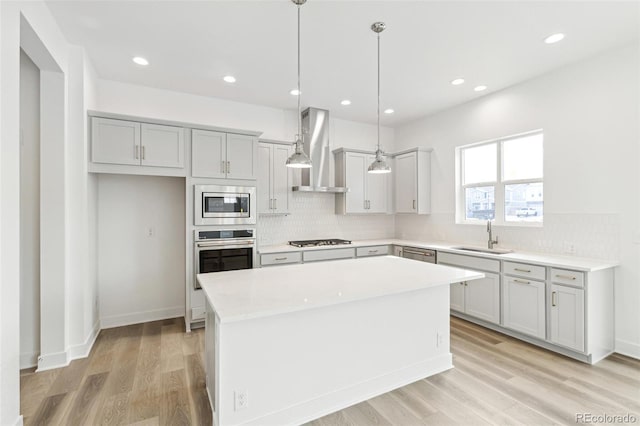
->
[[216, 284, 451, 426], [205, 297, 219, 426]]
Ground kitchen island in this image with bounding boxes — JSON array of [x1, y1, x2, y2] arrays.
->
[[198, 256, 483, 426]]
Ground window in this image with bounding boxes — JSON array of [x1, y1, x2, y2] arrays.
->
[[457, 130, 543, 225]]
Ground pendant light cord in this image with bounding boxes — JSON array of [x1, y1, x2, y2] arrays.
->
[[377, 30, 381, 153], [297, 4, 302, 142]]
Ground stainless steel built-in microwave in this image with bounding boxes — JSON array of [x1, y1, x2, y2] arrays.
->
[[194, 184, 256, 226]]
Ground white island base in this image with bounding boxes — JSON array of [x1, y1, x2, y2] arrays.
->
[[200, 256, 483, 426]]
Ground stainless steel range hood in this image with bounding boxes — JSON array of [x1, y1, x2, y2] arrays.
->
[[292, 107, 348, 193]]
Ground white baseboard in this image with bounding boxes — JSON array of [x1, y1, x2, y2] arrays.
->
[[245, 353, 453, 426], [20, 352, 38, 370], [100, 306, 183, 329], [615, 338, 640, 360], [68, 320, 100, 361], [13, 415, 24, 426], [36, 350, 68, 372]]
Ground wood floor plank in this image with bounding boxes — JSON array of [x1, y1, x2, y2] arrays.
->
[[342, 401, 393, 426], [20, 368, 61, 419], [160, 369, 192, 426], [185, 353, 213, 426], [27, 393, 70, 426], [95, 392, 129, 426], [46, 358, 90, 396], [64, 372, 109, 425], [161, 323, 185, 373], [367, 392, 424, 425]]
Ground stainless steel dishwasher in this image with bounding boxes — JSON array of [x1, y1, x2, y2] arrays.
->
[[400, 246, 437, 263]]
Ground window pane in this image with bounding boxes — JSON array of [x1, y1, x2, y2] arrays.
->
[[465, 186, 495, 220], [502, 133, 543, 181], [505, 183, 543, 222], [463, 143, 497, 184]]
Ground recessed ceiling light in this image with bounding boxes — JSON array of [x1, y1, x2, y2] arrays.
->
[[223, 75, 236, 83], [451, 78, 465, 86], [132, 56, 149, 66], [474, 85, 487, 92], [340, 100, 351, 106], [384, 108, 394, 114], [544, 33, 565, 44], [290, 89, 301, 96]]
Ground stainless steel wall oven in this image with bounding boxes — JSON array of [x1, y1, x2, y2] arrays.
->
[[194, 229, 255, 289]]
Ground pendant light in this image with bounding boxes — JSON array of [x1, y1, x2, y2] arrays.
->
[[368, 22, 391, 174], [286, 0, 312, 168]]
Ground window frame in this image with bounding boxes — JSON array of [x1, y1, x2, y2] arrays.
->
[[456, 129, 543, 227]]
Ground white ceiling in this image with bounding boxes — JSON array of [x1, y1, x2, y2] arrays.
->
[[45, 1, 639, 126]]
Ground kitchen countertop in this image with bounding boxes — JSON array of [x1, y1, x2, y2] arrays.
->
[[198, 256, 484, 323], [258, 239, 619, 272]]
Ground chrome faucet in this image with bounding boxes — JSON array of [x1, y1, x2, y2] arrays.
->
[[487, 220, 498, 249]]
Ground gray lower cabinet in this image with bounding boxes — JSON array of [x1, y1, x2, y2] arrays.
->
[[503, 276, 546, 339]]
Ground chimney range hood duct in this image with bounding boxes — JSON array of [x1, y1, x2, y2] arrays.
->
[[292, 107, 348, 193]]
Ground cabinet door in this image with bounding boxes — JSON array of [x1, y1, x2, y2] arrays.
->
[[550, 284, 585, 352], [91, 117, 140, 165], [366, 154, 388, 213], [465, 272, 500, 324], [503, 277, 546, 339], [271, 145, 291, 214], [257, 143, 272, 214], [395, 152, 417, 213], [192, 129, 226, 178], [450, 282, 465, 313], [226, 134, 256, 179], [140, 123, 184, 168], [345, 153, 367, 213]]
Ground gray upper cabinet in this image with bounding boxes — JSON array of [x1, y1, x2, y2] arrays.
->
[[91, 117, 184, 169], [91, 117, 141, 166], [192, 129, 256, 179]]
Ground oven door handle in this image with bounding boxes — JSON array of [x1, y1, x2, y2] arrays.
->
[[196, 240, 255, 248]]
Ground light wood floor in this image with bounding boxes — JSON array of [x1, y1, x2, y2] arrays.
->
[[21, 316, 640, 426]]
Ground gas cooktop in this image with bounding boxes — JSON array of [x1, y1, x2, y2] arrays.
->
[[288, 239, 352, 248]]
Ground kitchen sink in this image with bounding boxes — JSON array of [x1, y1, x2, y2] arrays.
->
[[451, 246, 513, 255]]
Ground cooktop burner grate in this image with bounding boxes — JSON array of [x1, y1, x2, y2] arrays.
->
[[288, 239, 352, 248]]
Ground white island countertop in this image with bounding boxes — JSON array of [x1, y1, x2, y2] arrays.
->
[[198, 255, 483, 323]]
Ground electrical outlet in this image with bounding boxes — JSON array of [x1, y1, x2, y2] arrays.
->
[[563, 242, 575, 255], [436, 332, 444, 347], [234, 390, 248, 411], [147, 227, 155, 237]]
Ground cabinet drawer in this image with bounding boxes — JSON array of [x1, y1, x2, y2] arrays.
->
[[504, 261, 546, 280], [303, 248, 355, 262], [551, 268, 584, 288], [260, 252, 302, 266], [356, 245, 389, 257], [438, 252, 500, 273]]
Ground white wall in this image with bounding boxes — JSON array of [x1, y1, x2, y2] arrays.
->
[[1, 1, 100, 421], [19, 49, 41, 369], [394, 43, 640, 358], [97, 175, 186, 328]]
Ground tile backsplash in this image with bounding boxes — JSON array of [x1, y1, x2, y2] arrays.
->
[[395, 213, 620, 260], [258, 192, 395, 246]]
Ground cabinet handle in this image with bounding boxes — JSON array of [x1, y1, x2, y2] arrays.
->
[[368, 250, 378, 254], [367, 200, 371, 209], [412, 200, 416, 210], [513, 279, 530, 284], [552, 291, 557, 306], [269, 199, 273, 210], [514, 268, 531, 273], [275, 257, 288, 261], [221, 161, 225, 173], [141, 146, 145, 160], [555, 274, 576, 281], [464, 282, 468, 286], [135, 145, 139, 160], [227, 161, 231, 174], [273, 198, 277, 210]]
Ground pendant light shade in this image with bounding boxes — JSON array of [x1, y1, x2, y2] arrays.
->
[[368, 22, 391, 174], [286, 0, 312, 169]]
